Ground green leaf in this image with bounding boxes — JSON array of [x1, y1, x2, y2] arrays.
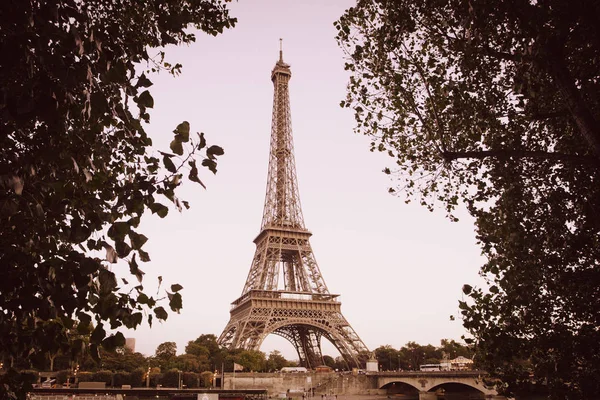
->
[[137, 292, 149, 304], [102, 332, 126, 351], [169, 292, 183, 312], [129, 254, 145, 283], [197, 132, 207, 149], [136, 73, 153, 88], [462, 284, 472, 295], [171, 283, 183, 292], [188, 160, 206, 188], [163, 154, 177, 172], [115, 240, 132, 258], [108, 221, 130, 241], [202, 158, 217, 174], [154, 306, 168, 320], [170, 138, 184, 155], [131, 312, 143, 327], [149, 202, 169, 218], [76, 312, 92, 331], [207, 145, 224, 159], [129, 230, 148, 250], [173, 121, 190, 142], [99, 268, 118, 293], [91, 324, 106, 344], [139, 249, 151, 262], [137, 90, 154, 108]]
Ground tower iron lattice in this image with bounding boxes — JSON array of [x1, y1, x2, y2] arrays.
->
[[217, 45, 369, 369]]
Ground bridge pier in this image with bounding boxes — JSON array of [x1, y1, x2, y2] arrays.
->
[[418, 392, 436, 400]]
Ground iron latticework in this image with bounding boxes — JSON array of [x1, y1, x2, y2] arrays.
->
[[217, 46, 369, 369]]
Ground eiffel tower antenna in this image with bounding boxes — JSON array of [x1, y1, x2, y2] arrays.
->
[[217, 45, 369, 369], [279, 38, 283, 62]]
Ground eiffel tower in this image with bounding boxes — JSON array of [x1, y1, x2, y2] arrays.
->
[[217, 44, 369, 369]]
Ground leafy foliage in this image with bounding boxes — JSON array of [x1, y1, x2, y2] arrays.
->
[[336, 1, 600, 398], [0, 0, 235, 398], [266, 350, 292, 372], [155, 342, 178, 363], [373, 340, 473, 371]]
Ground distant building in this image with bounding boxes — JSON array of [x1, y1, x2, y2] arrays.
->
[[125, 338, 136, 352], [441, 356, 474, 371], [450, 356, 473, 370]]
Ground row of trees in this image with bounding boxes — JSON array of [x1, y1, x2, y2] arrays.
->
[[150, 335, 293, 373], [12, 334, 295, 375], [20, 338, 473, 389], [12, 333, 472, 377], [369, 340, 473, 372]]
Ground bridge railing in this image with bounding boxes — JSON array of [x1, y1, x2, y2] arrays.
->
[[371, 370, 487, 377]]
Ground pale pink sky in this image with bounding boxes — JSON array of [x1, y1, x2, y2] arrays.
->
[[120, 0, 486, 360]]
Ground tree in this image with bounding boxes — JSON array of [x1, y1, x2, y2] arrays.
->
[[97, 347, 147, 373], [322, 355, 336, 370], [199, 370, 214, 387], [266, 350, 289, 372], [186, 334, 220, 357], [174, 353, 207, 373], [401, 342, 426, 372], [374, 345, 399, 371], [155, 342, 178, 367], [332, 356, 347, 372], [336, 1, 600, 398], [185, 334, 226, 370], [439, 339, 473, 360], [234, 350, 266, 372], [0, 1, 235, 398]]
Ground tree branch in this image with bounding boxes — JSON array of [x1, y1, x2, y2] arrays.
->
[[441, 149, 599, 166], [530, 109, 569, 120]]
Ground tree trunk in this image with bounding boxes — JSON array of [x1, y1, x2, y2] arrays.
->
[[546, 40, 600, 160], [49, 354, 56, 372]]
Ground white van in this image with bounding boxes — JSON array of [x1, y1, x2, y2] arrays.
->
[[280, 367, 308, 373]]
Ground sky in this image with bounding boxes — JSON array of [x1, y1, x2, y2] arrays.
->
[[124, 0, 488, 360]]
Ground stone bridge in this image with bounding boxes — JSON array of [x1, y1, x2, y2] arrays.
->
[[224, 371, 508, 400], [376, 371, 504, 399]]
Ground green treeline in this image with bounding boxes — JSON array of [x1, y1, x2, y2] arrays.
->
[[14, 335, 472, 388]]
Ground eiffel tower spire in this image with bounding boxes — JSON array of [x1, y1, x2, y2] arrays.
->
[[218, 46, 369, 369], [260, 39, 306, 232]]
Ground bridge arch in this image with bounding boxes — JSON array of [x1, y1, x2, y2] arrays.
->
[[428, 382, 486, 399], [381, 381, 420, 397], [377, 374, 496, 396]]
